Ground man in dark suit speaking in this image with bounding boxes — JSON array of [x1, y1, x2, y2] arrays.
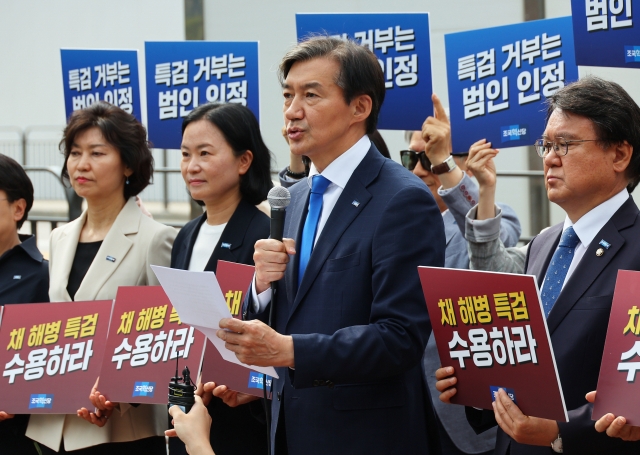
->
[[436, 77, 640, 455], [215, 37, 445, 454]]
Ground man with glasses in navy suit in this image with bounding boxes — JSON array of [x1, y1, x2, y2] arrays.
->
[[436, 76, 640, 455]]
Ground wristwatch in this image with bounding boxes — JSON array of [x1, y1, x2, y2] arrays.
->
[[430, 155, 457, 175], [551, 434, 563, 453]]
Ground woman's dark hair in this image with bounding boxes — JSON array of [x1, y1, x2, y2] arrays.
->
[[0, 154, 34, 229], [279, 36, 386, 135], [181, 103, 274, 205], [60, 101, 153, 199], [546, 76, 640, 192]]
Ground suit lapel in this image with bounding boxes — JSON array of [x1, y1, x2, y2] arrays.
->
[[284, 182, 309, 308], [287, 148, 383, 324], [527, 224, 562, 288], [178, 214, 206, 270], [546, 198, 637, 333], [205, 199, 255, 272], [51, 214, 87, 302], [75, 198, 138, 301]]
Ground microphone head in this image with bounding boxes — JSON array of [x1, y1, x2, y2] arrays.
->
[[267, 186, 291, 209]]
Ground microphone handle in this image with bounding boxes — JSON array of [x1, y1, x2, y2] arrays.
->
[[268, 207, 286, 327]]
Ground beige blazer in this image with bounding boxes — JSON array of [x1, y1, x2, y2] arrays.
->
[[26, 197, 177, 452]]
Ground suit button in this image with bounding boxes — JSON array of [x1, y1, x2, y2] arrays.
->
[[277, 392, 281, 401]]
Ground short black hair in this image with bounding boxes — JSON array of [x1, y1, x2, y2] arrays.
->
[[0, 154, 34, 229], [182, 103, 273, 205], [546, 76, 640, 192], [279, 36, 386, 135], [60, 101, 154, 199]]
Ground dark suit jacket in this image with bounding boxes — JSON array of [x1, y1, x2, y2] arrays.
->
[[468, 196, 640, 455], [171, 198, 270, 455], [246, 146, 446, 455]]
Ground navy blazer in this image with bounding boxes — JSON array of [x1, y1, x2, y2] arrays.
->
[[247, 146, 446, 455], [468, 196, 640, 455], [171, 198, 269, 273], [171, 198, 270, 455]]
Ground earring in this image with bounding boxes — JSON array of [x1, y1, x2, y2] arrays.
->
[[126, 177, 130, 185]]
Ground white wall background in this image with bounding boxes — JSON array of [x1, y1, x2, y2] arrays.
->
[[0, 0, 185, 128]]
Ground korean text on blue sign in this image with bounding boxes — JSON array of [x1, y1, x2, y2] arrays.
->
[[60, 50, 141, 122], [445, 17, 579, 152], [571, 0, 639, 68], [296, 13, 432, 131], [145, 41, 260, 150]]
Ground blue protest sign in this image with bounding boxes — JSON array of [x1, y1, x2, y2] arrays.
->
[[445, 17, 579, 153], [296, 13, 432, 131], [571, 0, 639, 68], [145, 41, 259, 150], [60, 49, 141, 122]]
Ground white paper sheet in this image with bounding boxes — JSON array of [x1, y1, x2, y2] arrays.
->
[[151, 265, 278, 378]]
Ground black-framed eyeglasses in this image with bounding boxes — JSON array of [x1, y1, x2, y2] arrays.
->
[[534, 138, 600, 158], [400, 149, 431, 171]]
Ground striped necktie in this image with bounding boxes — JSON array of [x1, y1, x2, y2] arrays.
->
[[298, 175, 331, 288], [540, 226, 580, 318]]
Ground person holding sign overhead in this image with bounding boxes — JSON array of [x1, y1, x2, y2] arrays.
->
[[436, 77, 640, 455], [404, 95, 522, 455], [27, 102, 176, 454], [168, 102, 272, 455]]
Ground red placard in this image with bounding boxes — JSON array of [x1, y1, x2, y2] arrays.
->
[[0, 300, 112, 413], [200, 260, 272, 398], [418, 267, 567, 421], [97, 286, 206, 404], [593, 270, 640, 425]]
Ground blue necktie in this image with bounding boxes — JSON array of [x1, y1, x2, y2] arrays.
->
[[541, 226, 580, 318], [298, 175, 331, 287]]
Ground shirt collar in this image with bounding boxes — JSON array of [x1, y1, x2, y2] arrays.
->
[[562, 188, 629, 248], [0, 234, 44, 264], [307, 135, 371, 189]]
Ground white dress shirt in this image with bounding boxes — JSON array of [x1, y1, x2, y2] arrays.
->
[[252, 135, 372, 311], [188, 221, 226, 271], [551, 188, 629, 291]]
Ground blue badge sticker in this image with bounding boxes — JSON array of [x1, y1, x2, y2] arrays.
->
[[248, 371, 272, 390], [132, 381, 156, 397], [490, 386, 517, 405], [29, 394, 54, 409], [599, 239, 611, 249]]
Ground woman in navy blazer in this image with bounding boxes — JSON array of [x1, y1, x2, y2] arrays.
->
[[169, 102, 272, 455]]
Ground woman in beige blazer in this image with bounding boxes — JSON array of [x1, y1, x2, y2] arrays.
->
[[26, 102, 176, 454]]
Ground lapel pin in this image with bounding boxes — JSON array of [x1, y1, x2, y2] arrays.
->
[[596, 248, 604, 257], [221, 242, 232, 249], [13, 275, 21, 280], [351, 200, 360, 207], [106, 256, 116, 263], [599, 239, 611, 249]]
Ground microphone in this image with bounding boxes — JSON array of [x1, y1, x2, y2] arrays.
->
[[266, 186, 291, 326], [263, 187, 291, 455], [267, 186, 291, 243]]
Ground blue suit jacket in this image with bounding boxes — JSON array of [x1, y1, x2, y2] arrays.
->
[[247, 146, 446, 455], [468, 196, 640, 455]]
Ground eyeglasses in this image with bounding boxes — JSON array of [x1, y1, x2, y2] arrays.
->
[[534, 138, 600, 158], [400, 149, 431, 171]]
